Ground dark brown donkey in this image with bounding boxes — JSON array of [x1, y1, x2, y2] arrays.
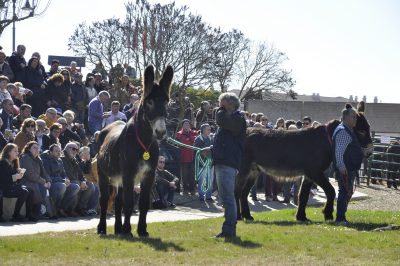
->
[[235, 102, 373, 222], [97, 65, 173, 237]]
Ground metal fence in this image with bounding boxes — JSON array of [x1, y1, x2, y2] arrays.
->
[[365, 133, 400, 187]]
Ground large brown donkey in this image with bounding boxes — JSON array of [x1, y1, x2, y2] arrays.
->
[[235, 102, 373, 222], [97, 65, 173, 237]]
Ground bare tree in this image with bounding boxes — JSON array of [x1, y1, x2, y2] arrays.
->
[[236, 41, 295, 101], [68, 18, 127, 71], [206, 29, 249, 92], [124, 0, 213, 90], [0, 0, 51, 37]]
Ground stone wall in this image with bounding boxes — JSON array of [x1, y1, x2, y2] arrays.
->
[[246, 100, 400, 133]]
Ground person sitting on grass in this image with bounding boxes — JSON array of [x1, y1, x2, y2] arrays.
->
[[154, 155, 179, 208]]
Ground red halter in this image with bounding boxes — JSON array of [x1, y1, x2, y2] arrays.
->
[[134, 109, 153, 160]]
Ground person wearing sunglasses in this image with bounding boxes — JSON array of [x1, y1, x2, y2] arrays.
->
[[14, 118, 36, 152], [302, 116, 312, 129], [61, 142, 94, 217]]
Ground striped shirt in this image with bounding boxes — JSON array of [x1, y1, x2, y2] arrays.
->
[[334, 124, 353, 171]]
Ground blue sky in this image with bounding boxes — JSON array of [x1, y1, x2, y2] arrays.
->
[[1, 0, 399, 103]]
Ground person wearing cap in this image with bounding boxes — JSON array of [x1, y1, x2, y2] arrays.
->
[[70, 72, 88, 123], [175, 119, 197, 195]]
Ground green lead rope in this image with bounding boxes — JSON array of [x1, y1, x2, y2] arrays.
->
[[166, 137, 213, 195]]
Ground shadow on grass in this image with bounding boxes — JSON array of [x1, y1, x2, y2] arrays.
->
[[100, 234, 185, 252], [223, 236, 262, 248], [244, 219, 391, 231]]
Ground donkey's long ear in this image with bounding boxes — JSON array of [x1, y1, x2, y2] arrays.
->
[[143, 65, 155, 99], [357, 101, 365, 113], [159, 65, 173, 96]]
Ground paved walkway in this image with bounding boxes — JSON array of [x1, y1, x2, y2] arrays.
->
[[0, 185, 368, 237]]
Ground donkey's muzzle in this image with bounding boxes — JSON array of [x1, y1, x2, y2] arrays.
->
[[155, 129, 167, 140]]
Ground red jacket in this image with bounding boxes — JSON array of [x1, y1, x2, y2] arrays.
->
[[175, 129, 197, 163]]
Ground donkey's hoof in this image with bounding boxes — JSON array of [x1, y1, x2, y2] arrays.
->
[[97, 229, 107, 235], [324, 214, 334, 221], [296, 218, 312, 224], [97, 225, 107, 235], [244, 215, 254, 221], [120, 232, 133, 238], [137, 230, 149, 237]]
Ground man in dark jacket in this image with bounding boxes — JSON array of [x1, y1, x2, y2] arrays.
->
[[61, 142, 94, 216], [206, 92, 246, 238], [13, 104, 32, 130], [333, 106, 363, 224], [70, 73, 88, 123], [8, 45, 26, 82], [154, 155, 179, 208], [41, 144, 79, 217]]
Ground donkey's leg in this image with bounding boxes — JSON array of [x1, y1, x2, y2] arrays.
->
[[97, 171, 109, 235], [311, 173, 336, 220], [114, 186, 123, 234], [296, 177, 313, 222], [240, 166, 260, 221], [235, 160, 254, 221], [137, 170, 155, 237], [121, 175, 134, 237]]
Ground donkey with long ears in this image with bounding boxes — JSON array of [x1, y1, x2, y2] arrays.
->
[[235, 102, 373, 222], [97, 65, 173, 237]]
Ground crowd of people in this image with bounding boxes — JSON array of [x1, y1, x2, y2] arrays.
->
[[0, 45, 141, 222], [0, 45, 372, 229]]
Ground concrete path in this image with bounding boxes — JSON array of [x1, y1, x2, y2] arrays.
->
[[0, 184, 368, 237]]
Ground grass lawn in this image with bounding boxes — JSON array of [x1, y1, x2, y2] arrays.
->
[[0, 208, 399, 265]]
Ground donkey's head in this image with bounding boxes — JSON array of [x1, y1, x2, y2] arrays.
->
[[141, 65, 173, 140], [349, 101, 373, 157]]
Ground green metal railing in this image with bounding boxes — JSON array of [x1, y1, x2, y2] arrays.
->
[[365, 133, 400, 186]]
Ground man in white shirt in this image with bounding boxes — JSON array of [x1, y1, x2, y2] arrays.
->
[[102, 101, 127, 127]]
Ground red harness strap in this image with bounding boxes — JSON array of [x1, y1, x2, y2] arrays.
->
[[134, 109, 153, 160]]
